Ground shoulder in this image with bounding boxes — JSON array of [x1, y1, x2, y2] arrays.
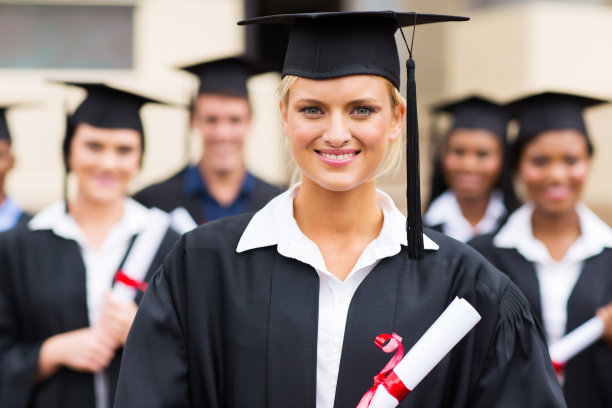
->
[[133, 168, 188, 200], [173, 212, 255, 253], [425, 228, 511, 305], [251, 175, 285, 197]]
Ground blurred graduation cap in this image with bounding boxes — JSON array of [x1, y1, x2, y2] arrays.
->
[[433, 96, 509, 139], [239, 11, 469, 259], [512, 92, 606, 142], [179, 55, 274, 98], [55, 81, 170, 172]]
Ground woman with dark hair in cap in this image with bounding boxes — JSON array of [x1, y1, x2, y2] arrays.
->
[[424, 96, 518, 242], [115, 12, 564, 408], [0, 105, 31, 232], [470, 92, 612, 408], [0, 83, 180, 408]]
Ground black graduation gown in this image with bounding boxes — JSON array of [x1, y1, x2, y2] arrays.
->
[[470, 235, 612, 408], [0, 225, 180, 408], [133, 166, 284, 223], [115, 215, 565, 408]]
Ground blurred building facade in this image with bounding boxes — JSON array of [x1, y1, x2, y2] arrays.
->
[[2, 0, 611, 223]]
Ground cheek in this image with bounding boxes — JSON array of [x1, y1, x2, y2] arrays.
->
[[519, 163, 542, 188], [481, 155, 503, 177], [569, 162, 590, 185], [442, 153, 459, 174]]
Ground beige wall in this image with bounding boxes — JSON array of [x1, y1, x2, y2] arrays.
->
[[4, 1, 612, 224], [3, 0, 288, 213]]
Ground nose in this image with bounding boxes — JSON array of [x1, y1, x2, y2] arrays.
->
[[547, 162, 568, 182], [321, 111, 350, 147], [458, 152, 478, 172], [100, 150, 118, 169]]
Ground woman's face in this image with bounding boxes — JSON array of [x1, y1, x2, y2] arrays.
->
[[68, 123, 142, 205], [518, 129, 590, 215], [280, 75, 403, 192], [442, 129, 503, 201]]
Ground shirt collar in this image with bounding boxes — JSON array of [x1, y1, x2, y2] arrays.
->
[[424, 189, 506, 242], [29, 198, 151, 250], [184, 165, 256, 198], [0, 196, 23, 231], [494, 202, 612, 263], [236, 183, 439, 256]]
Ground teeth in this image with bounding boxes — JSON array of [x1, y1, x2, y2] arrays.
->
[[321, 152, 356, 160]]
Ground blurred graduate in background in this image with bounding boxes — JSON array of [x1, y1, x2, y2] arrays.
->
[[470, 92, 612, 408], [0, 83, 180, 408], [0, 105, 30, 232], [424, 96, 518, 242], [134, 55, 284, 225]]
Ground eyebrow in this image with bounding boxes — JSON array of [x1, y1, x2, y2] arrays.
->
[[293, 97, 381, 106]]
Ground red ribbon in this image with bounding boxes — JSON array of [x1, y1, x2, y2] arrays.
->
[[551, 360, 565, 375], [114, 269, 148, 292], [357, 332, 411, 407]]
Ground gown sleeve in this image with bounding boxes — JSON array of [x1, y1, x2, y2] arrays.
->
[[0, 230, 43, 407], [470, 281, 567, 407], [114, 250, 191, 408]]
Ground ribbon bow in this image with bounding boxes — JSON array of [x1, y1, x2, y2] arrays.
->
[[114, 269, 148, 292], [357, 332, 410, 407]]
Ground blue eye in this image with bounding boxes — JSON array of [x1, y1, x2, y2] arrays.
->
[[300, 106, 323, 116], [352, 106, 374, 116]]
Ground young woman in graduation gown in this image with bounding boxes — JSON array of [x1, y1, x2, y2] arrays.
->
[[470, 92, 612, 408], [424, 96, 518, 242], [115, 12, 565, 408], [0, 83, 180, 408]]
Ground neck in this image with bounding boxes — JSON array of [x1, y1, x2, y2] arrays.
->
[[455, 193, 491, 228], [531, 205, 581, 261], [198, 161, 247, 206], [69, 193, 125, 249], [531, 205, 580, 236], [294, 179, 382, 242]]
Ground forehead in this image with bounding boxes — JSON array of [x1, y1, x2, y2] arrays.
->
[[446, 129, 502, 148], [73, 123, 142, 142], [523, 129, 589, 154], [288, 75, 390, 103], [194, 93, 250, 113]]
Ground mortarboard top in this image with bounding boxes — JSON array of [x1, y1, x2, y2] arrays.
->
[[239, 11, 468, 89], [512, 91, 606, 141], [58, 81, 168, 134], [179, 55, 274, 98], [239, 11, 469, 259], [433, 96, 509, 140]]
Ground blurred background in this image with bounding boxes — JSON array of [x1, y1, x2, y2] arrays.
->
[[2, 0, 612, 222]]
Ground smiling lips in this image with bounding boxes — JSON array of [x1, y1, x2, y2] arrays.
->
[[316, 149, 360, 167]]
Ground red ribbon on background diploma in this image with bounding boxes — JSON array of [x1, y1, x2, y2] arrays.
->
[[114, 270, 148, 292], [357, 333, 411, 408]]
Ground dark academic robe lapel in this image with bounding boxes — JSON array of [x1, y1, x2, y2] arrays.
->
[[563, 249, 612, 408], [267, 255, 319, 407]]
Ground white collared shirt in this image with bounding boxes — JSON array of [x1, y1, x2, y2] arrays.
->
[[237, 184, 438, 408], [424, 189, 506, 243], [494, 203, 612, 344], [29, 198, 153, 408], [0, 195, 23, 232]]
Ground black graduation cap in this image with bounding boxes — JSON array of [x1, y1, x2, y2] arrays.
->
[[434, 96, 509, 139], [513, 92, 606, 141], [179, 55, 273, 97], [239, 11, 469, 259]]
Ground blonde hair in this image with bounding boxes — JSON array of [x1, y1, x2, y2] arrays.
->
[[278, 74, 406, 179]]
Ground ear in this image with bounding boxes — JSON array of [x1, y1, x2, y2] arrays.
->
[[388, 102, 406, 141], [279, 101, 290, 136]]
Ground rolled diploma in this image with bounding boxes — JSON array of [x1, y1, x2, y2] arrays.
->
[[169, 207, 197, 234], [368, 297, 481, 408], [112, 208, 171, 302], [549, 316, 605, 366]]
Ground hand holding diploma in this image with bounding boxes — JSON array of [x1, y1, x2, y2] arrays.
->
[[358, 297, 481, 408]]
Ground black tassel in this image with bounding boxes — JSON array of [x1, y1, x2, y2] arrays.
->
[[405, 58, 424, 260]]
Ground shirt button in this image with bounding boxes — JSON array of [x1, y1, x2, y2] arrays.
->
[[335, 344, 343, 353]]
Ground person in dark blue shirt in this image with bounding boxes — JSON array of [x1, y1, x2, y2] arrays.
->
[[133, 55, 284, 224]]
